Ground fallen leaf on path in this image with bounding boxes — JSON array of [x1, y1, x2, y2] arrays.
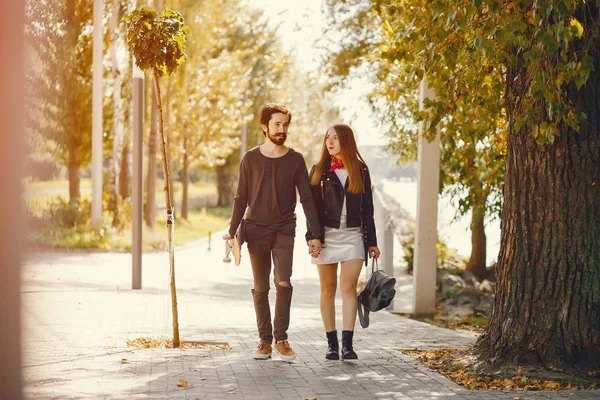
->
[[398, 348, 597, 391], [177, 378, 188, 387], [120, 359, 130, 364], [127, 337, 231, 350]]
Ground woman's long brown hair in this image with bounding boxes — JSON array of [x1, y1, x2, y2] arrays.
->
[[310, 124, 368, 194]]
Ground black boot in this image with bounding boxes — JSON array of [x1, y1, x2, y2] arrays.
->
[[325, 330, 339, 360], [341, 330, 357, 360]]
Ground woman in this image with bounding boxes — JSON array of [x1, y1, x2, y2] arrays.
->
[[306, 124, 380, 360]]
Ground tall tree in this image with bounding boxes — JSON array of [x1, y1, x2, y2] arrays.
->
[[125, 6, 189, 347], [166, 0, 251, 217], [328, 0, 600, 372], [108, 0, 127, 226], [171, 53, 248, 218], [169, 0, 292, 207], [468, 0, 600, 371], [144, 0, 161, 230], [25, 0, 94, 204], [325, 0, 506, 279]]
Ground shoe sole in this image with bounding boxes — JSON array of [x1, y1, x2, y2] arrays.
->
[[274, 349, 296, 361], [326, 354, 339, 360], [253, 353, 271, 360]]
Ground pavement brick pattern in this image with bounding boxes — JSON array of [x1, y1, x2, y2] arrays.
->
[[21, 213, 599, 399]]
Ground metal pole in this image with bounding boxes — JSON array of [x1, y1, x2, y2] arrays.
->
[[91, 0, 104, 228], [132, 65, 144, 289], [0, 0, 24, 397], [412, 79, 440, 317]]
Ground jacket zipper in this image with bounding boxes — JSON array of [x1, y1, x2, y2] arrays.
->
[[320, 179, 324, 199]]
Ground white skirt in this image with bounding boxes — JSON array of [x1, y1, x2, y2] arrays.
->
[[311, 215, 364, 264]]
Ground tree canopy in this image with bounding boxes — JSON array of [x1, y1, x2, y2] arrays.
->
[[327, 0, 600, 371]]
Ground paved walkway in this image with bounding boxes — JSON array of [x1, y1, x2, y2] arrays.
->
[[21, 220, 598, 399]]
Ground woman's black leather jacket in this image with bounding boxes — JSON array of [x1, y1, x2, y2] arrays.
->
[[305, 158, 377, 263]]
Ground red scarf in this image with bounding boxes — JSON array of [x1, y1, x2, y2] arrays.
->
[[329, 155, 344, 172]]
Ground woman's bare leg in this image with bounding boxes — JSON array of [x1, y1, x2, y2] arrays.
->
[[317, 263, 338, 332], [339, 259, 364, 331]]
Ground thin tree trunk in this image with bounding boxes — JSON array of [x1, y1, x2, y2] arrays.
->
[[119, 141, 129, 199], [152, 68, 180, 348], [216, 161, 235, 206], [109, 0, 124, 227], [466, 198, 487, 280], [68, 140, 80, 205], [181, 136, 189, 220], [142, 0, 161, 227], [475, 58, 600, 371], [145, 89, 158, 229]]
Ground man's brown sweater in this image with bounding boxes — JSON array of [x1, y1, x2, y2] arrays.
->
[[228, 146, 321, 241]]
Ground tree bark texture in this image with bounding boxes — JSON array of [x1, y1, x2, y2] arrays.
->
[[152, 69, 180, 348], [216, 160, 236, 206], [466, 200, 488, 280], [476, 59, 600, 370]]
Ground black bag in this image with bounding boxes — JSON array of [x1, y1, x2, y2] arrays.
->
[[357, 258, 396, 328]]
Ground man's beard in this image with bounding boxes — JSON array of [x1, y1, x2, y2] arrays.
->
[[267, 131, 287, 145]]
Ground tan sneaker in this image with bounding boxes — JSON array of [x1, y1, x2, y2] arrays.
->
[[253, 341, 272, 360], [274, 340, 296, 361]]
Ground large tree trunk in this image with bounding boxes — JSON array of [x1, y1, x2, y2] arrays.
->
[[181, 136, 189, 220], [68, 141, 80, 205], [465, 200, 487, 280], [216, 160, 235, 206], [475, 60, 600, 371]]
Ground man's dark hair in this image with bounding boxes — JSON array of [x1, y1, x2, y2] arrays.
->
[[260, 104, 292, 136]]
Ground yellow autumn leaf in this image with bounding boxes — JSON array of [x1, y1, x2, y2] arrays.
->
[[177, 378, 188, 387], [384, 19, 394, 34], [120, 359, 130, 364], [569, 18, 583, 39], [543, 381, 562, 390]]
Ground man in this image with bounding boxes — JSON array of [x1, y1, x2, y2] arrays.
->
[[228, 103, 322, 361]]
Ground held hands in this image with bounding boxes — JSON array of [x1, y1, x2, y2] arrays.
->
[[308, 239, 322, 258], [368, 246, 381, 260]]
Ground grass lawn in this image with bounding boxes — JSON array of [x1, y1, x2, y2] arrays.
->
[[25, 179, 215, 199], [24, 179, 228, 251], [26, 178, 92, 191], [27, 206, 230, 252], [141, 206, 230, 251]]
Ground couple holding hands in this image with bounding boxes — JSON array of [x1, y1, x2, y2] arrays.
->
[[226, 103, 380, 361]]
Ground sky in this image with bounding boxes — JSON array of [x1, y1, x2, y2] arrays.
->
[[242, 0, 387, 146]]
